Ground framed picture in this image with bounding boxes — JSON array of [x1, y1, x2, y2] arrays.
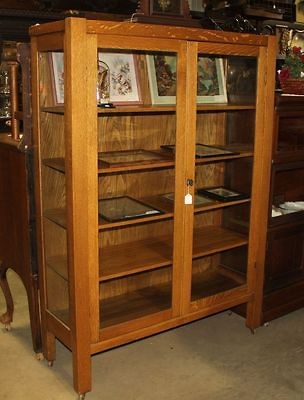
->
[[197, 57, 227, 103], [162, 192, 213, 206], [137, 0, 190, 17], [151, 0, 183, 15], [161, 143, 239, 158], [49, 52, 64, 105], [147, 54, 227, 105], [98, 52, 142, 105], [146, 54, 177, 105], [98, 149, 170, 167], [98, 196, 163, 222], [197, 186, 248, 202]]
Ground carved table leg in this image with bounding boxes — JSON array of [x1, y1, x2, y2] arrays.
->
[[0, 261, 14, 330]]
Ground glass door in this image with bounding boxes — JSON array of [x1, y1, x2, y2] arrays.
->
[[96, 40, 186, 335], [189, 46, 259, 309]]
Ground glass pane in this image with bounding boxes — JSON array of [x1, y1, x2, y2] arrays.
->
[[38, 51, 69, 325], [97, 48, 178, 329], [191, 53, 257, 303]]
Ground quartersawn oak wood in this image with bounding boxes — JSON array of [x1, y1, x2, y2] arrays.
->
[[31, 17, 276, 397]]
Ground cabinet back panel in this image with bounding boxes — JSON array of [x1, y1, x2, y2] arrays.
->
[[226, 111, 255, 145], [195, 163, 225, 189], [194, 210, 223, 228], [99, 219, 174, 247], [98, 114, 176, 152], [196, 112, 226, 145], [98, 169, 175, 199], [99, 267, 172, 299]]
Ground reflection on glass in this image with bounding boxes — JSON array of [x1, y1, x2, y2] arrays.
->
[[97, 60, 110, 105]]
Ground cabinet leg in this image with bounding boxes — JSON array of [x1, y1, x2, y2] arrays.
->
[[43, 330, 56, 365], [0, 262, 14, 330], [73, 351, 92, 397], [27, 274, 42, 354]]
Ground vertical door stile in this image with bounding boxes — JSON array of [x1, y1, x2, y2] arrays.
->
[[246, 36, 277, 329], [64, 17, 94, 395], [30, 35, 53, 360], [173, 40, 198, 316], [86, 32, 100, 344]]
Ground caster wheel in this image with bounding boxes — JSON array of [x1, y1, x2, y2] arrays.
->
[[78, 394, 86, 399], [48, 360, 54, 367], [263, 322, 270, 327], [36, 352, 44, 361], [5, 323, 11, 331], [227, 310, 232, 316]]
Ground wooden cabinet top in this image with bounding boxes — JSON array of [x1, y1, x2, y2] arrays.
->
[[29, 17, 271, 47]]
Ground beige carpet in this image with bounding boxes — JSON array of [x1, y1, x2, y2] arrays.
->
[[1, 269, 304, 400]]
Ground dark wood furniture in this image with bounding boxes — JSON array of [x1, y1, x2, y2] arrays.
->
[[0, 135, 42, 354], [0, 43, 42, 354], [30, 18, 276, 398], [261, 93, 304, 323]]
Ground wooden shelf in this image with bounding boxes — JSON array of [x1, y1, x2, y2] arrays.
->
[[46, 225, 247, 284], [192, 226, 248, 257], [48, 264, 246, 331], [191, 267, 245, 301], [43, 145, 253, 175], [100, 282, 172, 329], [41, 103, 256, 115]]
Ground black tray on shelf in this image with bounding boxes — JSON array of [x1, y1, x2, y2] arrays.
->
[[98, 149, 171, 167], [162, 192, 214, 206], [197, 186, 249, 202], [161, 143, 239, 158], [98, 196, 164, 222]]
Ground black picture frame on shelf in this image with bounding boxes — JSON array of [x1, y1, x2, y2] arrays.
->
[[197, 186, 249, 202], [98, 196, 163, 222], [161, 143, 239, 158], [162, 192, 214, 206], [98, 149, 170, 167]]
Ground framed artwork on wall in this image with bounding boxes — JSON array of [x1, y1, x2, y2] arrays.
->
[[137, 0, 191, 18]]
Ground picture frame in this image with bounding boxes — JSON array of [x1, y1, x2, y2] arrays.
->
[[49, 52, 64, 105], [162, 192, 214, 206], [98, 149, 170, 167], [197, 57, 227, 103], [98, 52, 142, 105], [98, 196, 163, 222], [146, 54, 227, 105], [161, 143, 239, 158], [146, 54, 177, 105], [137, 0, 191, 18], [197, 186, 248, 202], [151, 0, 183, 16]]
